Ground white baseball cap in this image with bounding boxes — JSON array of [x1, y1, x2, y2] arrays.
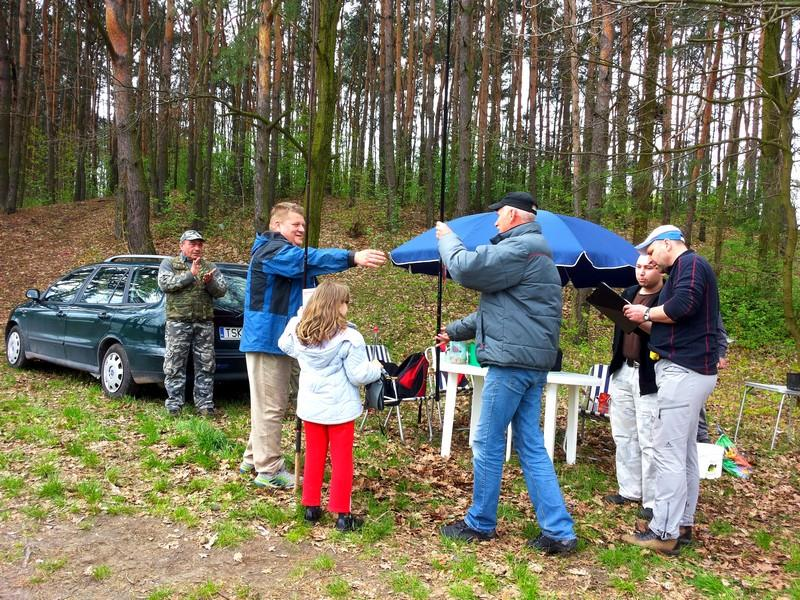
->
[[635, 225, 685, 251]]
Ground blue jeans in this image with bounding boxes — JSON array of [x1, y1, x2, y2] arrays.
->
[[464, 366, 576, 541]]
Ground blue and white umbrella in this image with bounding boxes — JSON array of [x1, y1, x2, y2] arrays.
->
[[390, 210, 638, 288]]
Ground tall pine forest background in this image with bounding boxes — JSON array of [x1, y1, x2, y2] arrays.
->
[[0, 0, 798, 361]]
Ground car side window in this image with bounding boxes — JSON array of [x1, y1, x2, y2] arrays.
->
[[214, 271, 246, 313], [80, 267, 130, 305], [128, 267, 163, 304], [43, 267, 95, 303]]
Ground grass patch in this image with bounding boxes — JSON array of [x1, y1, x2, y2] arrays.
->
[[146, 588, 173, 600], [38, 475, 65, 501], [325, 577, 351, 598], [185, 580, 221, 600], [709, 519, 735, 536], [213, 520, 253, 548], [389, 572, 430, 599], [21, 504, 49, 520], [753, 529, 772, 551], [448, 582, 477, 600], [76, 479, 104, 504], [310, 554, 335, 571], [0, 475, 24, 497], [136, 414, 161, 446], [688, 569, 737, 598], [173, 506, 200, 527], [91, 564, 112, 581], [508, 556, 540, 599]]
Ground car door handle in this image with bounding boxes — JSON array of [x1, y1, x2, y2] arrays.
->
[[57, 310, 65, 318], [98, 312, 111, 320]]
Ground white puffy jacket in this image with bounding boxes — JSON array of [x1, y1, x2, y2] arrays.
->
[[278, 317, 382, 424]]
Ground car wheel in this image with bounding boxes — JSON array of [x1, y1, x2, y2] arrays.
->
[[6, 326, 30, 368], [101, 343, 136, 398]]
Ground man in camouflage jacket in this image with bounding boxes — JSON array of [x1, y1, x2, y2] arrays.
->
[[158, 230, 228, 416]]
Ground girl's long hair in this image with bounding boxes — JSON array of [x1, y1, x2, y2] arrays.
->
[[296, 281, 350, 347]]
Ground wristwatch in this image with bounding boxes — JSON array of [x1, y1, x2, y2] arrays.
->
[[643, 307, 651, 322]]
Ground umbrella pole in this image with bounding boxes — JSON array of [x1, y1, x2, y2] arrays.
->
[[434, 0, 454, 407], [295, 0, 318, 505]]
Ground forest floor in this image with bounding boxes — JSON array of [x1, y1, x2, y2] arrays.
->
[[0, 198, 799, 599]]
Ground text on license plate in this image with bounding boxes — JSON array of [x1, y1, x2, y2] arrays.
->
[[219, 327, 242, 340]]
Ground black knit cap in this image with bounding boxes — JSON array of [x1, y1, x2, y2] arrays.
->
[[487, 191, 538, 214]]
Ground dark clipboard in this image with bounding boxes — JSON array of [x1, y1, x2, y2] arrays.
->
[[586, 283, 639, 333]]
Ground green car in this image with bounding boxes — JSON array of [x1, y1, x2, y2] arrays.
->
[[5, 255, 248, 397]]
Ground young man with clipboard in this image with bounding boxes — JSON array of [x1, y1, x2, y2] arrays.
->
[[602, 255, 663, 520]]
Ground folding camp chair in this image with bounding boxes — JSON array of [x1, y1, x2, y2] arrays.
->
[[359, 345, 429, 442], [577, 363, 612, 442]]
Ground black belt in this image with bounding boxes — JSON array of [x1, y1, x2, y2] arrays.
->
[[625, 358, 640, 368]]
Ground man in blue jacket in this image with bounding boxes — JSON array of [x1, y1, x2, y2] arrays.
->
[[622, 225, 719, 555], [435, 191, 577, 555], [239, 202, 385, 489]]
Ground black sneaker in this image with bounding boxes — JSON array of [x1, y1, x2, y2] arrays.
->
[[526, 533, 578, 556], [197, 407, 217, 418], [335, 513, 363, 532], [440, 519, 496, 542], [167, 407, 181, 417], [603, 494, 638, 505], [304, 506, 322, 522], [638, 507, 654, 520], [678, 526, 693, 546]]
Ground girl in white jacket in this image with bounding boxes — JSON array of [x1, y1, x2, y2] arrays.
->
[[278, 280, 382, 531]]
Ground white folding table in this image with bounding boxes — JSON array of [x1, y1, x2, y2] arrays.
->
[[734, 381, 800, 450], [437, 361, 601, 464]]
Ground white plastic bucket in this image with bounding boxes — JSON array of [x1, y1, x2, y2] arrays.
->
[[697, 443, 724, 479]]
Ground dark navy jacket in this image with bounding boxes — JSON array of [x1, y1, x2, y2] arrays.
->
[[649, 250, 720, 375], [239, 232, 354, 354]]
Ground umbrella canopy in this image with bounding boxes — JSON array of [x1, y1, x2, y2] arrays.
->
[[390, 210, 638, 288]]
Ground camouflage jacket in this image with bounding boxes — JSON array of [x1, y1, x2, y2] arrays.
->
[[158, 255, 228, 322]]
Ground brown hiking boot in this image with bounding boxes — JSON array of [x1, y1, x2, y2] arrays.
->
[[621, 529, 680, 556]]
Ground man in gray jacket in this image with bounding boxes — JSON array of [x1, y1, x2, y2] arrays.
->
[[435, 192, 577, 555]]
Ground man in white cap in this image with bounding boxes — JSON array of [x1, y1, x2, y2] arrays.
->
[[621, 225, 719, 555]]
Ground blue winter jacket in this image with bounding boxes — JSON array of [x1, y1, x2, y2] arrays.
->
[[239, 232, 355, 354], [438, 221, 562, 371]]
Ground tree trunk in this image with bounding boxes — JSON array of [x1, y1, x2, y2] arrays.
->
[[0, 8, 11, 209], [611, 11, 632, 196], [455, 0, 473, 216], [379, 0, 397, 226], [585, 0, 612, 223], [266, 8, 283, 212], [306, 0, 343, 246], [759, 11, 800, 351], [155, 0, 174, 212], [631, 13, 661, 242], [564, 0, 580, 214], [5, 0, 29, 213], [253, 0, 272, 232], [660, 20, 673, 224], [103, 0, 155, 253], [685, 21, 723, 247], [527, 0, 538, 202]]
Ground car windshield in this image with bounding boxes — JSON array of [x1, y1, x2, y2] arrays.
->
[[43, 267, 95, 303], [215, 271, 246, 314], [80, 267, 130, 304], [128, 267, 162, 304]]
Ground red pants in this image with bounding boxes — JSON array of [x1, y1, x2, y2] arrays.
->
[[302, 420, 355, 514]]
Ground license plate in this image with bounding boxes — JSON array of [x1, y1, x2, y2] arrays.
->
[[219, 327, 242, 340]]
